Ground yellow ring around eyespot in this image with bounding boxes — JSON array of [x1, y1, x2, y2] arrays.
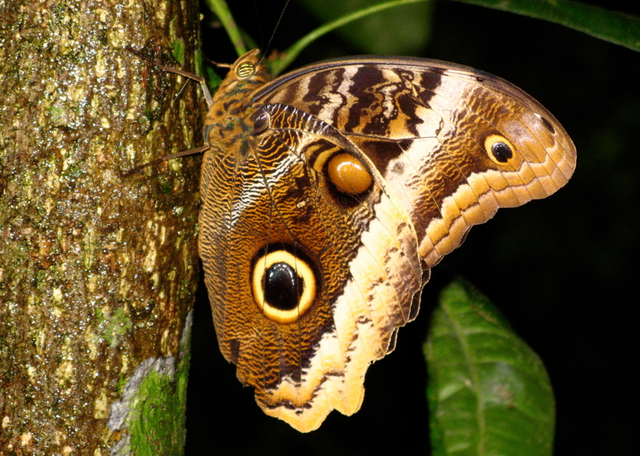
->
[[251, 250, 316, 324], [327, 153, 373, 195], [484, 134, 516, 165]]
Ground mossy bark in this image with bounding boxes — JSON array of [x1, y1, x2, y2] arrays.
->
[[0, 0, 202, 453]]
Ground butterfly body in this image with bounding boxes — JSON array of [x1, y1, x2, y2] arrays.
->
[[198, 50, 576, 432]]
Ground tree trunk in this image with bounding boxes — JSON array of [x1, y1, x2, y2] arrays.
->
[[0, 1, 202, 453]]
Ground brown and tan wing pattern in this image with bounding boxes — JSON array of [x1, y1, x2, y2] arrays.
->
[[198, 51, 576, 432], [256, 56, 576, 267]]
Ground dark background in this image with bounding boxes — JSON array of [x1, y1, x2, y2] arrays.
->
[[186, 1, 640, 454]]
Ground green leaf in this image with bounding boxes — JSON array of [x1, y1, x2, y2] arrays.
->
[[298, 0, 433, 55], [205, 0, 640, 82], [450, 0, 640, 53], [204, 0, 247, 56], [273, 0, 432, 76], [425, 279, 555, 456]]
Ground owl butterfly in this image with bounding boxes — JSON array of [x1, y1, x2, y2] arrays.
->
[[178, 48, 576, 432]]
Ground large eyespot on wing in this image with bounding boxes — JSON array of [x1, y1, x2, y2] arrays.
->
[[251, 248, 317, 324]]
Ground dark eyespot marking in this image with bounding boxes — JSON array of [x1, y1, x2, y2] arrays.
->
[[537, 114, 556, 134], [492, 141, 513, 163], [264, 262, 302, 311], [484, 134, 516, 165], [251, 249, 317, 323]]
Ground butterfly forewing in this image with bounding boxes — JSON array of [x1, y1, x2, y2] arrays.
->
[[198, 51, 576, 432], [256, 57, 576, 266]]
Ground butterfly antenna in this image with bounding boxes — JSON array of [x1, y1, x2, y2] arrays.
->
[[259, 0, 292, 65]]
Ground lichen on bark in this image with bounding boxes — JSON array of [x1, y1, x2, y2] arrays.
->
[[0, 0, 202, 453]]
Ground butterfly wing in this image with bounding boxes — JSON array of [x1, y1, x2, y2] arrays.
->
[[199, 53, 576, 432], [255, 57, 576, 267], [200, 100, 424, 432]]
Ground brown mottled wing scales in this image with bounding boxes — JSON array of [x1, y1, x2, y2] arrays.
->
[[200, 78, 423, 431], [198, 51, 576, 432], [257, 57, 576, 266]]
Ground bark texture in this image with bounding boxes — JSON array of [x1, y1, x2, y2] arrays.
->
[[0, 1, 202, 453]]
